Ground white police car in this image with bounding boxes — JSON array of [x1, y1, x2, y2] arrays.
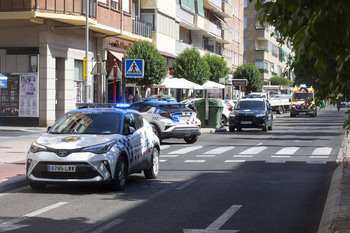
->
[[130, 100, 201, 144], [26, 107, 160, 190]]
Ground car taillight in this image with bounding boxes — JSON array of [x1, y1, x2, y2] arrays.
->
[[160, 112, 173, 119]]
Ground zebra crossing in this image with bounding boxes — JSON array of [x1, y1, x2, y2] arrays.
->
[[159, 145, 334, 164]]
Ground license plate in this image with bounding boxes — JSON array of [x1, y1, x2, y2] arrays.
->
[[241, 121, 252, 124], [299, 112, 306, 115], [48, 165, 76, 172], [178, 115, 190, 119]]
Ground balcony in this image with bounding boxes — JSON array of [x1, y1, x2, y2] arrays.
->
[[0, 0, 97, 18], [132, 19, 152, 38], [204, 0, 231, 18], [176, 3, 195, 29], [194, 14, 205, 30], [255, 47, 268, 52], [207, 20, 222, 38], [175, 40, 192, 55]]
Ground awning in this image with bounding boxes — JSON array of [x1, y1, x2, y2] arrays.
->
[[202, 80, 225, 89], [157, 77, 202, 89], [159, 50, 177, 58], [108, 50, 124, 62]]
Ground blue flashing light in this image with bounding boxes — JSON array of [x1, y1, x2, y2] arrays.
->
[[115, 103, 130, 108]]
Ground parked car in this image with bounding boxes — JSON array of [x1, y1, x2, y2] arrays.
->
[[26, 107, 160, 190], [130, 100, 201, 144], [228, 98, 273, 132]]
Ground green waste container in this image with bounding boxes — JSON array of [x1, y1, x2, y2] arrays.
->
[[195, 98, 223, 128]]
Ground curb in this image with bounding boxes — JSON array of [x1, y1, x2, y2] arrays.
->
[[0, 175, 27, 193]]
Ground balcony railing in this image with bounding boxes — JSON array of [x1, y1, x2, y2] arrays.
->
[[132, 19, 152, 38], [0, 0, 97, 18]]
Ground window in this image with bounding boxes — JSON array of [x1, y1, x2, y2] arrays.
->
[[244, 37, 247, 51], [111, 0, 119, 10], [134, 114, 144, 129], [123, 113, 136, 133], [244, 0, 248, 8], [98, 0, 107, 4], [74, 60, 83, 81], [244, 16, 247, 29], [255, 59, 268, 73], [122, 0, 130, 13]]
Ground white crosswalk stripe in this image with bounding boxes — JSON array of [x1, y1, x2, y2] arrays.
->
[[311, 147, 332, 155], [239, 146, 267, 155], [167, 146, 203, 154], [203, 146, 235, 154], [275, 147, 299, 155]]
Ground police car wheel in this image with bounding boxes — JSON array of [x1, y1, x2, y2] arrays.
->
[[111, 156, 127, 191], [144, 147, 160, 179], [29, 181, 46, 190], [184, 135, 198, 144]]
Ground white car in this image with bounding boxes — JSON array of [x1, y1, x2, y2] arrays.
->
[[130, 100, 201, 144], [26, 108, 160, 190]]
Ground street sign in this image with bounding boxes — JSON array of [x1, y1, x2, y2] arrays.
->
[[232, 79, 248, 86], [125, 59, 144, 78], [0, 74, 8, 88]]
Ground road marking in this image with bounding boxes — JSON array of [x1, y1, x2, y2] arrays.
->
[[256, 143, 263, 146], [183, 205, 242, 233], [160, 145, 170, 150], [233, 155, 253, 158], [176, 179, 197, 190], [239, 146, 267, 155], [0, 194, 9, 198], [309, 156, 329, 159], [0, 202, 68, 233], [196, 154, 216, 158], [312, 147, 332, 155], [161, 154, 179, 158], [168, 146, 202, 154], [306, 161, 327, 164], [225, 160, 246, 163], [275, 147, 299, 155], [91, 219, 124, 233], [184, 160, 205, 163], [203, 146, 235, 154], [159, 159, 167, 162]]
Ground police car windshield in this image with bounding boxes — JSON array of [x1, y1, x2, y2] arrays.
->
[[236, 101, 265, 110], [50, 112, 121, 134]]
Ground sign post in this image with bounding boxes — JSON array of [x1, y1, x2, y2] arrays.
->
[[122, 59, 144, 103]]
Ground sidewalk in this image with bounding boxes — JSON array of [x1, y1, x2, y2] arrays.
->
[[0, 126, 349, 232]]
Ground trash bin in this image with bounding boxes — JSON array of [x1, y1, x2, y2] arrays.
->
[[195, 98, 223, 128]]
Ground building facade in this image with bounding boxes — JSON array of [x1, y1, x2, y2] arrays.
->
[[243, 0, 293, 85], [0, 0, 244, 126]]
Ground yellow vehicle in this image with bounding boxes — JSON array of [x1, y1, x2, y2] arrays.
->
[[290, 85, 317, 117]]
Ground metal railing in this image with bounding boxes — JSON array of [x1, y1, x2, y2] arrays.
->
[[0, 0, 96, 18], [132, 19, 152, 38]]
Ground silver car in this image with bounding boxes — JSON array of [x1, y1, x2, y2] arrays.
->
[[26, 108, 160, 190]]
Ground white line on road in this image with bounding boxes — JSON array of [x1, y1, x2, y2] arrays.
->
[[161, 154, 179, 158], [225, 160, 246, 163], [184, 205, 242, 233], [184, 160, 206, 163], [91, 219, 124, 233], [176, 179, 197, 190], [203, 146, 235, 154], [159, 159, 167, 162], [160, 145, 170, 150], [239, 146, 267, 155], [168, 146, 203, 154], [271, 155, 291, 158], [233, 155, 253, 158], [0, 202, 68, 233], [312, 147, 332, 155], [275, 147, 299, 155], [309, 156, 329, 159]]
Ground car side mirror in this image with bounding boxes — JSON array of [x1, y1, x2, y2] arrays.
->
[[123, 126, 136, 135]]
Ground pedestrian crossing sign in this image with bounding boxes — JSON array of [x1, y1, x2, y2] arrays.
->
[[125, 59, 144, 78]]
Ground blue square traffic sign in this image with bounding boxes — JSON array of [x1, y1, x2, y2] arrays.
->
[[125, 59, 144, 78]]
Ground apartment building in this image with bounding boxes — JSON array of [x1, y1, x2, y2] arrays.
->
[[0, 0, 244, 126], [0, 0, 150, 126], [141, 0, 243, 99], [243, 0, 293, 84]]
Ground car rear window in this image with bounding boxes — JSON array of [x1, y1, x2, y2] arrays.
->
[[157, 104, 192, 112]]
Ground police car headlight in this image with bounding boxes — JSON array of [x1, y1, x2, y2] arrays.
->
[[30, 142, 48, 153], [81, 141, 115, 154], [256, 113, 266, 117], [229, 111, 236, 117]]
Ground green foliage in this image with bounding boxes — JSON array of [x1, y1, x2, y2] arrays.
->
[[252, 0, 350, 127], [203, 53, 230, 83], [172, 47, 210, 85], [270, 76, 293, 85], [233, 63, 263, 94], [124, 40, 167, 96]]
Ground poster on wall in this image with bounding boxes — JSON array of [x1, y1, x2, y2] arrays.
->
[[0, 75, 19, 117], [19, 75, 39, 117]]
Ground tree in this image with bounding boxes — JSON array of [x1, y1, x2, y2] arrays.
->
[[270, 76, 294, 85], [172, 47, 210, 85], [253, 0, 350, 128], [233, 63, 263, 94], [203, 53, 230, 83], [124, 40, 167, 97]]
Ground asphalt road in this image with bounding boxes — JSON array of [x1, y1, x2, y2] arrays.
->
[[0, 106, 347, 233]]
